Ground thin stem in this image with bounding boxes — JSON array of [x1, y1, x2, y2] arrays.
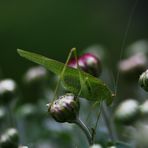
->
[[102, 102, 117, 142], [74, 118, 93, 146]]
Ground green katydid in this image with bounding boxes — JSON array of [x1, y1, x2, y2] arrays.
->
[[17, 48, 114, 105], [17, 48, 116, 145]]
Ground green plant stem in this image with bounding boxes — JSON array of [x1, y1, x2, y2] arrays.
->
[[102, 103, 117, 142], [74, 118, 93, 146]]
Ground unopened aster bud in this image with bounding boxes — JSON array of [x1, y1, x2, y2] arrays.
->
[[24, 66, 48, 85], [139, 100, 148, 117], [6, 128, 19, 144], [118, 53, 147, 81], [90, 144, 102, 148], [79, 53, 102, 77], [68, 53, 102, 77], [23, 66, 48, 103], [0, 79, 17, 104], [0, 128, 19, 148], [139, 69, 148, 92], [114, 99, 140, 125], [108, 146, 116, 148], [19, 146, 28, 148], [48, 93, 79, 123]]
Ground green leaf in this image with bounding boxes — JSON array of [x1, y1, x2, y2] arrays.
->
[[17, 49, 113, 104]]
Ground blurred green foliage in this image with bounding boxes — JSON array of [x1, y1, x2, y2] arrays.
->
[[0, 0, 148, 81], [0, 1, 148, 148]]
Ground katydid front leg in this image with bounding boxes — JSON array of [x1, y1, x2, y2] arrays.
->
[[49, 48, 94, 145]]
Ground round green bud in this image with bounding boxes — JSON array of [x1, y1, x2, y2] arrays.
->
[[23, 66, 48, 85], [0, 129, 19, 148], [19, 146, 28, 148], [108, 146, 116, 148], [5, 128, 19, 145], [139, 100, 148, 117], [139, 69, 148, 91], [48, 93, 79, 123], [114, 99, 140, 125], [23, 66, 49, 103], [90, 144, 103, 148], [118, 53, 147, 81], [0, 134, 12, 148], [0, 79, 17, 104]]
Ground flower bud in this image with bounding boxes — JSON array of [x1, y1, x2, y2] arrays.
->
[[0, 128, 19, 148], [23, 66, 48, 85], [19, 146, 28, 148], [79, 53, 102, 77], [48, 93, 79, 123], [68, 53, 102, 77], [114, 99, 140, 125], [118, 53, 147, 81], [139, 69, 148, 92], [139, 100, 148, 117], [0, 79, 17, 104], [5, 128, 19, 145], [23, 66, 48, 103], [90, 144, 103, 148]]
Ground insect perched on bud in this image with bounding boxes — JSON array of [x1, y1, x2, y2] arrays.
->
[[114, 99, 140, 125], [139, 69, 148, 92], [68, 53, 102, 77], [48, 93, 79, 123]]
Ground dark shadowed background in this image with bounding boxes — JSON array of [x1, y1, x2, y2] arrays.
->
[[0, 0, 148, 81]]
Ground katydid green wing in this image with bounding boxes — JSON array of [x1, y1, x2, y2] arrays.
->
[[17, 49, 113, 105]]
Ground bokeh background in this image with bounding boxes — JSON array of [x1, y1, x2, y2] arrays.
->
[[0, 0, 148, 81], [0, 0, 148, 148]]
